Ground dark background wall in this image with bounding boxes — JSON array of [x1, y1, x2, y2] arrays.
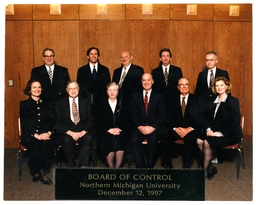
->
[[4, 4, 252, 148]]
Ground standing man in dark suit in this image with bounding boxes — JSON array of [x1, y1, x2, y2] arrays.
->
[[112, 51, 144, 141], [151, 48, 183, 100], [77, 47, 111, 142], [195, 51, 230, 98], [77, 47, 110, 104], [151, 48, 183, 160], [29, 48, 70, 121], [169, 77, 200, 168], [130, 73, 168, 168], [55, 80, 93, 167]]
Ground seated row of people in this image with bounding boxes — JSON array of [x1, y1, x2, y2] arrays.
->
[[20, 72, 241, 185]]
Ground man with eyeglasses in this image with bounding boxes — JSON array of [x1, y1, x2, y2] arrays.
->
[[168, 77, 200, 168], [55, 80, 93, 167], [29, 48, 70, 122], [195, 51, 230, 98]]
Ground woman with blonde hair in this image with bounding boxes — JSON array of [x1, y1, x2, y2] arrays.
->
[[197, 76, 242, 179]]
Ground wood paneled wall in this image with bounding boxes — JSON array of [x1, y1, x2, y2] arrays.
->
[[4, 4, 252, 148]]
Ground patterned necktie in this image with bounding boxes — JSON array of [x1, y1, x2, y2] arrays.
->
[[144, 91, 149, 115], [181, 96, 186, 117], [209, 70, 214, 88], [48, 66, 53, 84], [72, 99, 80, 125], [164, 67, 168, 86], [93, 65, 97, 81], [119, 67, 127, 88]]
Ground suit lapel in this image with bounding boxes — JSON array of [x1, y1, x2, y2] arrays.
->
[[147, 90, 155, 115], [117, 67, 122, 82]]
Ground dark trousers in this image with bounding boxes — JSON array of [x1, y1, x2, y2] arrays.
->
[[61, 134, 92, 167], [131, 130, 158, 168], [160, 133, 173, 167], [171, 130, 198, 168]]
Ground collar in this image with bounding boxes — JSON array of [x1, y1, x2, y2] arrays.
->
[[214, 93, 228, 103], [180, 93, 189, 99], [69, 96, 79, 102], [162, 64, 170, 71], [90, 62, 98, 70], [144, 89, 152, 95], [123, 63, 131, 70], [209, 67, 216, 73], [45, 64, 54, 70]]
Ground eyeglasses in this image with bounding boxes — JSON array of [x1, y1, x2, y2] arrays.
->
[[179, 83, 189, 87], [67, 87, 79, 91], [205, 59, 216, 62], [43, 55, 55, 58]]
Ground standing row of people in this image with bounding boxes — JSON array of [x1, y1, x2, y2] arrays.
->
[[19, 47, 241, 185]]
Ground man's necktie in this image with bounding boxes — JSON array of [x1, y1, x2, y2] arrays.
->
[[209, 70, 214, 88], [164, 67, 168, 86], [181, 96, 186, 117], [144, 91, 149, 115], [72, 99, 80, 125], [119, 67, 127, 88], [48, 66, 53, 84], [93, 65, 97, 81]]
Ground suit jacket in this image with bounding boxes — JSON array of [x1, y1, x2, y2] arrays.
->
[[30, 64, 70, 105], [112, 64, 144, 112], [98, 98, 124, 136], [20, 97, 54, 146], [169, 93, 200, 131], [55, 96, 93, 135], [151, 64, 183, 110], [130, 89, 166, 132], [199, 95, 241, 141], [195, 67, 229, 97], [76, 63, 110, 105]]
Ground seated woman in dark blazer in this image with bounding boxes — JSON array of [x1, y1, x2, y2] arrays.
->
[[98, 82, 125, 168], [197, 76, 242, 180], [20, 80, 55, 185]]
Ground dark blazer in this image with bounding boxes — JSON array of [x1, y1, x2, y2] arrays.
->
[[30, 64, 70, 105], [130, 89, 166, 132], [55, 96, 93, 135], [195, 67, 229, 97], [112, 64, 144, 111], [151, 64, 183, 110], [199, 95, 241, 142], [76, 63, 111, 104], [20, 97, 54, 146], [169, 93, 200, 130], [98, 98, 124, 136]]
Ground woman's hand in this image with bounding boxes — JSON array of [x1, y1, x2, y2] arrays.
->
[[34, 132, 51, 140], [207, 130, 222, 137]]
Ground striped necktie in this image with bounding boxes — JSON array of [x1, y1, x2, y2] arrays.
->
[[164, 67, 168, 86], [209, 70, 214, 88], [119, 67, 127, 88], [48, 66, 53, 84]]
